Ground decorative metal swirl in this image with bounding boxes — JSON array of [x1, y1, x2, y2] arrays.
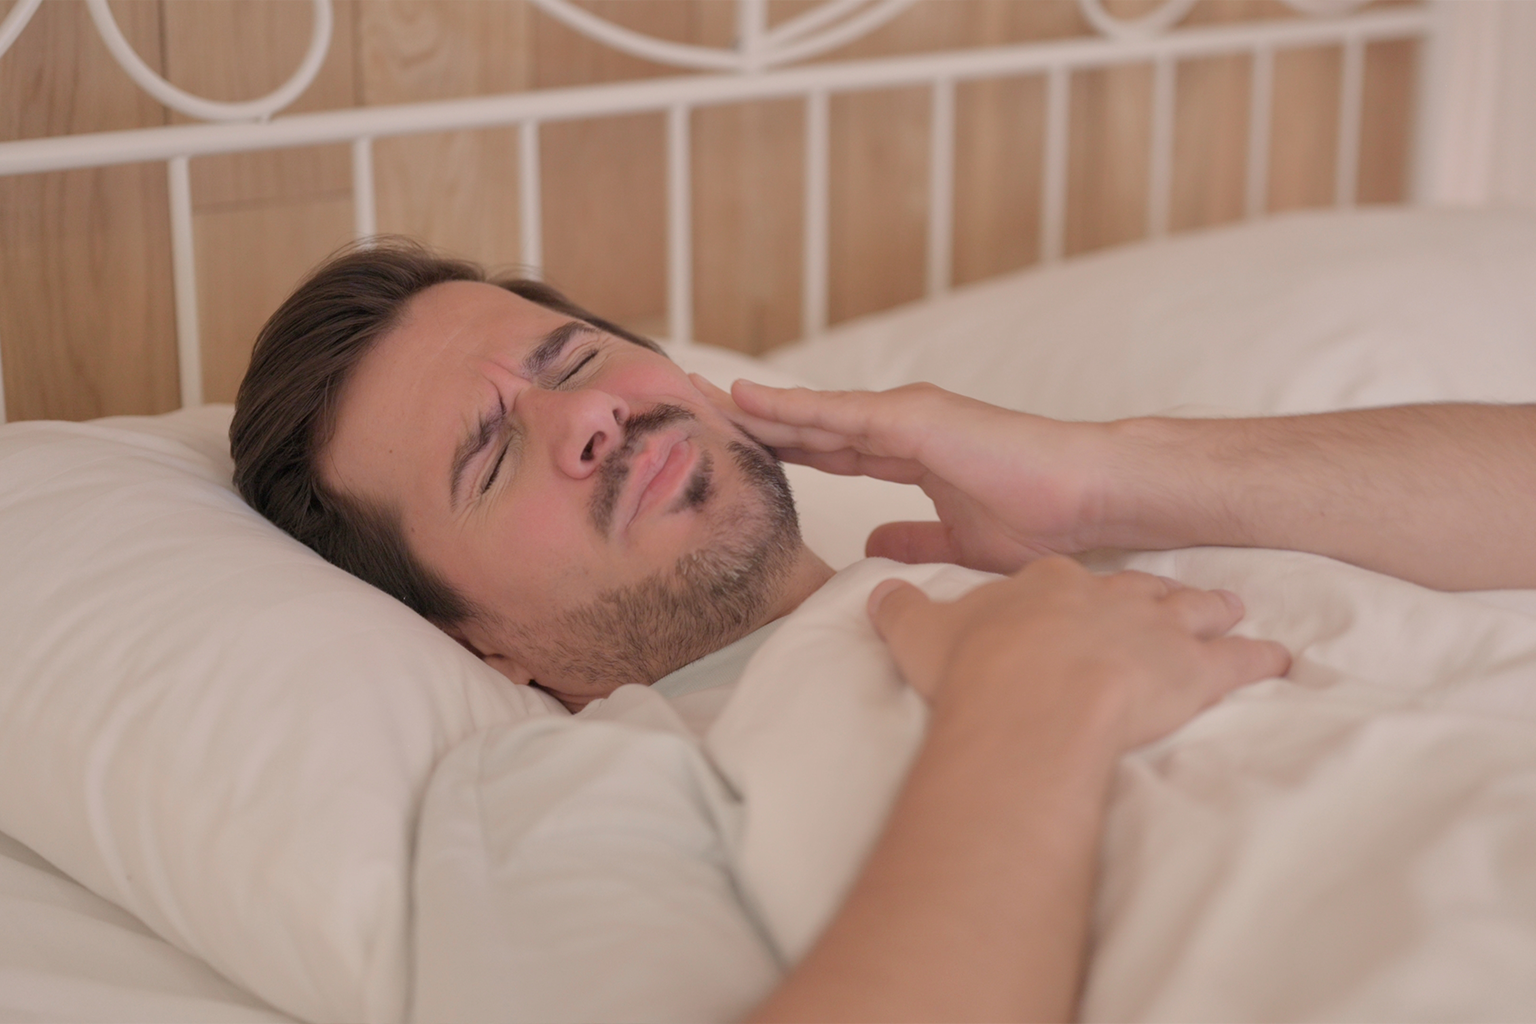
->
[[525, 0, 919, 74], [0, 0, 1380, 122], [1078, 0, 1372, 39], [0, 0, 43, 59], [1077, 0, 1201, 40], [0, 0, 332, 123]]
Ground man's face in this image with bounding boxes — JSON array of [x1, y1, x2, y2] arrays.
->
[[325, 281, 828, 709]]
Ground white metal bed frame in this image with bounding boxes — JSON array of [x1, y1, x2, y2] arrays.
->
[[0, 0, 1442, 423]]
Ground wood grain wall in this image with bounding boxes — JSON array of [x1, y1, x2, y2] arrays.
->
[[0, 0, 1418, 421]]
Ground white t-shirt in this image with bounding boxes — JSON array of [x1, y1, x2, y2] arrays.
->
[[649, 620, 784, 735], [410, 619, 794, 1024]]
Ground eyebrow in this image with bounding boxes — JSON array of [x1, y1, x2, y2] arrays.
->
[[447, 320, 601, 510]]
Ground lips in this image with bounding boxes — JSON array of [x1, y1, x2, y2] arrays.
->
[[622, 433, 696, 529]]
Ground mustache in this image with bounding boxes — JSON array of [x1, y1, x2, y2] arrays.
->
[[589, 404, 696, 534]]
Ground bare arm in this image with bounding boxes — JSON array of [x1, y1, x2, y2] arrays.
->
[[1098, 404, 1536, 591], [747, 559, 1288, 1022], [707, 377, 1536, 591]]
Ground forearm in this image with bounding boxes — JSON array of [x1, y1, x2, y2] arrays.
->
[[746, 682, 1119, 1023], [1095, 403, 1536, 590]]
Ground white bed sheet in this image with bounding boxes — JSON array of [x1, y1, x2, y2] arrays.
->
[[0, 830, 292, 1023], [415, 548, 1536, 1022]]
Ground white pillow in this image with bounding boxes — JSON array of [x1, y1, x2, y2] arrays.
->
[[767, 207, 1536, 418], [0, 407, 562, 1024]]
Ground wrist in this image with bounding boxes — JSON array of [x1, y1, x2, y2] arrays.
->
[[1087, 415, 1233, 552], [926, 639, 1126, 802]]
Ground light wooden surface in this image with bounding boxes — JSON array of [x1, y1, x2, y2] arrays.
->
[[0, 0, 1419, 421]]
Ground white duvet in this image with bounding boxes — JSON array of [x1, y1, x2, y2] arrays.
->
[[411, 549, 1536, 1022]]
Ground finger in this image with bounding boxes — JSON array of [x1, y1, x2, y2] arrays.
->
[[866, 521, 959, 564], [1161, 586, 1245, 639], [689, 372, 740, 414], [732, 380, 925, 461], [867, 578, 932, 637], [692, 373, 777, 438], [731, 378, 854, 427], [1203, 636, 1292, 692], [692, 374, 853, 451], [777, 447, 931, 485], [867, 579, 954, 700], [1102, 569, 1181, 599], [734, 413, 855, 453]]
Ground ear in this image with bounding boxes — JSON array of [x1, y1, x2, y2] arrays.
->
[[443, 623, 537, 687]]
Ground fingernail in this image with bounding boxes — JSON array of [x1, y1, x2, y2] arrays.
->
[[1217, 588, 1244, 614]]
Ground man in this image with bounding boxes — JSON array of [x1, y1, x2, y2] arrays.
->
[[232, 245, 831, 710], [233, 239, 1529, 1020]]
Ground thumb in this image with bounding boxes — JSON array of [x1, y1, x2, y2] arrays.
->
[[867, 579, 949, 700], [867, 577, 935, 641], [866, 521, 959, 564]]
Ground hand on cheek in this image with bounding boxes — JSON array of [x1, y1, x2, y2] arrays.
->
[[690, 374, 858, 457]]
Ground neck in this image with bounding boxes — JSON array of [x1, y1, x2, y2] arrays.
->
[[761, 547, 836, 625]]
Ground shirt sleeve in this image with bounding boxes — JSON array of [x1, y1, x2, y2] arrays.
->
[[410, 717, 781, 1024]]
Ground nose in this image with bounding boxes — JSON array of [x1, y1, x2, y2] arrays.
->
[[524, 386, 630, 479]]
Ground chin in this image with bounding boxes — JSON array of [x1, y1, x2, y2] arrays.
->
[[510, 439, 803, 698]]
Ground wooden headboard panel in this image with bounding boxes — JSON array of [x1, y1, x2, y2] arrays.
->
[[0, 0, 1423, 423]]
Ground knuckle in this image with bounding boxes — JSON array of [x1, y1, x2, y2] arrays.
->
[[891, 382, 944, 416], [1032, 553, 1081, 577], [1103, 568, 1155, 595]]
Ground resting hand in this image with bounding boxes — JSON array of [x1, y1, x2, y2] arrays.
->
[[695, 377, 1106, 573], [745, 559, 1287, 1024], [868, 558, 1289, 752]]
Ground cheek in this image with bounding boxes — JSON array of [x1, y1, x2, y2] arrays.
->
[[429, 498, 591, 623], [489, 489, 592, 579], [610, 355, 695, 399]]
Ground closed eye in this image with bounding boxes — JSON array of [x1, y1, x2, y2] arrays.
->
[[482, 434, 515, 494], [558, 350, 598, 386], [481, 346, 599, 496]]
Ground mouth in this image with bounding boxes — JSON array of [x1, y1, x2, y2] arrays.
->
[[625, 432, 698, 527], [591, 404, 700, 536]]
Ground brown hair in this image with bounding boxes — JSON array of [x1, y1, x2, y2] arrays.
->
[[229, 237, 662, 626]]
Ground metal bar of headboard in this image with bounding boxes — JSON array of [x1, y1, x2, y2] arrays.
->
[[926, 77, 955, 298], [1146, 55, 1176, 238], [0, 5, 1432, 414], [0, 9, 1431, 177], [352, 137, 376, 241], [519, 121, 543, 279], [1040, 66, 1070, 264], [167, 156, 203, 409], [1245, 46, 1275, 219], [666, 105, 693, 344], [802, 90, 830, 338], [1336, 35, 1366, 207]]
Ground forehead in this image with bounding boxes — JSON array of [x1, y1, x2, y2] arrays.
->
[[323, 280, 574, 500], [375, 279, 572, 370]]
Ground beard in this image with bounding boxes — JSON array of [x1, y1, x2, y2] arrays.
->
[[504, 405, 803, 703]]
